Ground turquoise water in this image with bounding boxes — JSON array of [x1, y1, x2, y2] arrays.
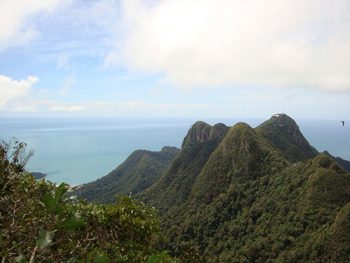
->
[[0, 118, 349, 185]]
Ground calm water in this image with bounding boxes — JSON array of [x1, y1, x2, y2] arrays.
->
[[0, 118, 349, 185]]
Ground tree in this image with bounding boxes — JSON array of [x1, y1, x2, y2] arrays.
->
[[0, 139, 172, 262]]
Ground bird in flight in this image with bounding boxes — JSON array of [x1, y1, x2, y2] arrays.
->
[[341, 121, 345, 126]]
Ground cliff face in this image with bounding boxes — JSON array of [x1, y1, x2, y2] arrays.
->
[[142, 121, 229, 213], [181, 121, 229, 148]]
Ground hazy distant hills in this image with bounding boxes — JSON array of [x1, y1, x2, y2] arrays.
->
[[75, 114, 350, 261], [31, 172, 46, 179]]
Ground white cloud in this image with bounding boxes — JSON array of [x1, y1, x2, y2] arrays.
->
[[119, 0, 350, 91], [0, 74, 205, 115], [0, 75, 38, 108], [0, 75, 80, 113], [0, 0, 71, 49]]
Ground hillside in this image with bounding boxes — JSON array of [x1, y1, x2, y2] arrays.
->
[[140, 122, 229, 214], [76, 114, 350, 261], [161, 153, 350, 261], [256, 113, 318, 162], [74, 146, 179, 203], [145, 114, 350, 261], [145, 115, 350, 261]]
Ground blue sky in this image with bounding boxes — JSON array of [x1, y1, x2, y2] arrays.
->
[[0, 0, 350, 119]]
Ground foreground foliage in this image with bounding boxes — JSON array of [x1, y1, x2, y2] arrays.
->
[[0, 140, 171, 262]]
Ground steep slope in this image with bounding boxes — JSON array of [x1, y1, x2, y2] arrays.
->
[[73, 114, 350, 261], [162, 151, 350, 262], [256, 113, 318, 162], [75, 146, 179, 203], [189, 123, 287, 205], [139, 116, 350, 262], [141, 121, 229, 214]]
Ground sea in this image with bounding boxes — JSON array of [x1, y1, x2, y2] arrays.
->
[[0, 118, 349, 185]]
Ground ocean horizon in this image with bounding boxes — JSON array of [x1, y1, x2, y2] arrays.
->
[[1, 117, 349, 185]]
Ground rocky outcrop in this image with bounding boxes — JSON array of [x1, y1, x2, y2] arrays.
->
[[182, 121, 228, 148]]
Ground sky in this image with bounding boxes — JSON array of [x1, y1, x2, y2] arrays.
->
[[0, 0, 350, 119]]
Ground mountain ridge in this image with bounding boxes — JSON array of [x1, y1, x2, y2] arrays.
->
[[141, 121, 229, 214], [323, 150, 350, 172], [256, 113, 318, 162], [74, 146, 180, 203], [75, 113, 350, 261]]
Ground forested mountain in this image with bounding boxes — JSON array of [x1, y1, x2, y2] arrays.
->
[[76, 114, 350, 262], [140, 122, 229, 214], [74, 146, 180, 203], [256, 114, 318, 162]]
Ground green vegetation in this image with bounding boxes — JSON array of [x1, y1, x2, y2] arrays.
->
[[256, 113, 318, 162], [140, 122, 228, 214], [81, 114, 350, 262], [4, 114, 350, 262], [323, 150, 350, 172], [75, 146, 179, 203], [0, 140, 174, 262], [159, 152, 350, 262]]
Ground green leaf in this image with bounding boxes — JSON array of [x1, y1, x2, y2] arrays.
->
[[42, 183, 67, 212], [55, 183, 67, 202], [58, 217, 85, 230], [36, 229, 55, 249], [42, 194, 56, 211]]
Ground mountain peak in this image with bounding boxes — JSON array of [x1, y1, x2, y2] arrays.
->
[[160, 146, 180, 154], [259, 114, 301, 135], [181, 121, 228, 148], [210, 123, 229, 140], [269, 113, 297, 125], [256, 113, 318, 162]]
